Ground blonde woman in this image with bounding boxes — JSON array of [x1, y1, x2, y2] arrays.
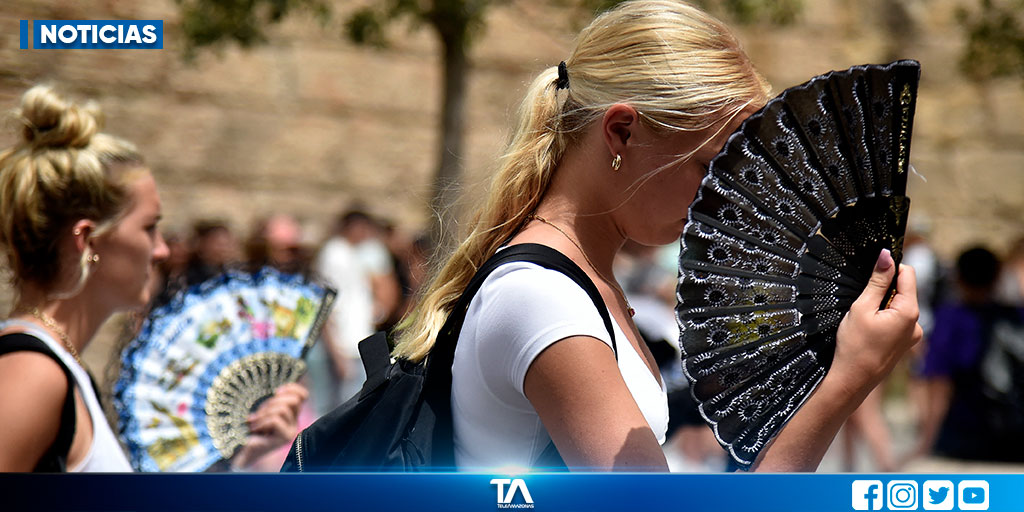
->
[[393, 0, 922, 471], [0, 85, 306, 472]]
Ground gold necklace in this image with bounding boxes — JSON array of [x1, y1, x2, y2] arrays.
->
[[529, 214, 635, 317], [30, 307, 83, 366]]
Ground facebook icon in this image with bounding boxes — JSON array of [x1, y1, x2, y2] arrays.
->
[[852, 480, 884, 510]]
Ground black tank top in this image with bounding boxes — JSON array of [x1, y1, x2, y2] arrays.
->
[[0, 333, 78, 472]]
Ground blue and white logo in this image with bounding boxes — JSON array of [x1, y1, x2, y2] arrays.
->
[[852, 480, 883, 510], [887, 480, 919, 510], [20, 20, 163, 49], [491, 478, 534, 509], [922, 480, 954, 510], [958, 480, 989, 510]]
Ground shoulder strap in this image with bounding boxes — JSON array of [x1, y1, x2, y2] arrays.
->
[[425, 243, 617, 388], [421, 243, 618, 470], [0, 333, 77, 472], [422, 243, 619, 404]]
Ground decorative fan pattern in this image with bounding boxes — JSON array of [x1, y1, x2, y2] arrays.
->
[[114, 268, 335, 472], [677, 60, 919, 467]]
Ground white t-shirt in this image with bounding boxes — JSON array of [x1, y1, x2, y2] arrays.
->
[[451, 261, 669, 471], [355, 238, 393, 276], [315, 237, 375, 358], [1, 320, 133, 472]]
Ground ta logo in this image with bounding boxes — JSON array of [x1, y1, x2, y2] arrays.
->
[[490, 478, 535, 509]]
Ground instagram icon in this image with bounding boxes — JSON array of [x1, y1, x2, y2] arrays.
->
[[888, 480, 919, 510]]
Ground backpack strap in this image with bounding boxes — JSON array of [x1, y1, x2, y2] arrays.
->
[[0, 333, 77, 472], [425, 243, 617, 389], [357, 331, 392, 400], [422, 243, 618, 470]]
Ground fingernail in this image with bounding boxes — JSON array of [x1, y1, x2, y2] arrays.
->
[[877, 249, 893, 271]]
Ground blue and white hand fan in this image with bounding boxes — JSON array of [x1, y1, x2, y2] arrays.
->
[[114, 267, 335, 472]]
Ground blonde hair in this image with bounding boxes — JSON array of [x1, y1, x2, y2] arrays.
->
[[393, 0, 771, 362], [0, 85, 143, 295]]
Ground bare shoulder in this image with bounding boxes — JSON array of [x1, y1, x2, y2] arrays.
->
[[0, 349, 69, 392], [0, 350, 70, 471]]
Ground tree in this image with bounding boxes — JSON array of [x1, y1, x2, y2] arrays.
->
[[344, 1, 492, 255], [174, 0, 806, 256], [176, 0, 493, 255], [179, 0, 1019, 256], [176, 0, 331, 59], [957, 0, 1024, 83]]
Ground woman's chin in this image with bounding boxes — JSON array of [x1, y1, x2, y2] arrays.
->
[[634, 231, 682, 247]]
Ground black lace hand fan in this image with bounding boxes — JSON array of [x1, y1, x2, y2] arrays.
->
[[677, 60, 919, 468]]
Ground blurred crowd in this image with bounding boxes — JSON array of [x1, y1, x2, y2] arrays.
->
[[610, 222, 1024, 472], [135, 204, 1024, 472], [132, 207, 1024, 472]]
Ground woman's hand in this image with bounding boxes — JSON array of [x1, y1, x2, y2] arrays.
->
[[830, 249, 923, 398], [230, 382, 308, 470], [756, 249, 922, 471]]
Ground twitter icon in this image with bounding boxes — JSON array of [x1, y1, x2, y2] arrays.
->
[[923, 480, 954, 510]]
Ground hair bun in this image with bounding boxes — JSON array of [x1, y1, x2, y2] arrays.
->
[[18, 85, 103, 149]]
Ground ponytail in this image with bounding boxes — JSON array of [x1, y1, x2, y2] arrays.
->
[[393, 67, 569, 361], [392, 0, 771, 361]]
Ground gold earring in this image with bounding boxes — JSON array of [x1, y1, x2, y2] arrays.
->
[[611, 154, 622, 171], [74, 229, 81, 236], [90, 254, 99, 263]]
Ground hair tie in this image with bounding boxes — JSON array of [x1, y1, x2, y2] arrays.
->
[[555, 61, 570, 90]]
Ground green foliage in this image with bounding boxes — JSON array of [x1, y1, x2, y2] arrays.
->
[[713, 0, 803, 25], [176, 0, 330, 58], [177, 0, 808, 58], [344, 0, 496, 49], [345, 7, 389, 48], [957, 0, 1024, 82], [177, 0, 499, 54]]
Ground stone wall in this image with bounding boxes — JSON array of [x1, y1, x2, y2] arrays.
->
[[0, 1, 583, 243], [2, 0, 1021, 254], [736, 0, 1024, 261], [1, 1, 1022, 358]]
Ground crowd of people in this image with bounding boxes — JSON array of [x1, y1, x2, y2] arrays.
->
[[0, 0, 1016, 475], [611, 225, 1024, 471]]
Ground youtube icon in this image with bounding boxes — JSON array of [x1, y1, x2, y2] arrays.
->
[[958, 481, 990, 510]]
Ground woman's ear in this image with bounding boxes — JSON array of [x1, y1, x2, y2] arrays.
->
[[601, 103, 638, 160], [70, 219, 96, 254]]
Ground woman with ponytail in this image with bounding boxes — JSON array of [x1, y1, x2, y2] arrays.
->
[[393, 0, 922, 471], [0, 85, 306, 472]]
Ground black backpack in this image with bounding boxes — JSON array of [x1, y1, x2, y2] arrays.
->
[[936, 304, 1024, 461], [281, 243, 617, 472], [974, 306, 1024, 446]]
